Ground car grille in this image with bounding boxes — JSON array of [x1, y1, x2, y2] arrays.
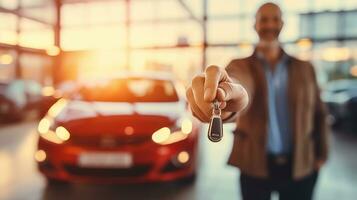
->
[[64, 164, 152, 178], [69, 134, 152, 148]]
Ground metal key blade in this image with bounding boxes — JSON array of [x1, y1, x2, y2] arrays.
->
[[208, 115, 223, 142]]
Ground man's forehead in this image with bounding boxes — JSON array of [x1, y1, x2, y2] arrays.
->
[[255, 3, 282, 18]]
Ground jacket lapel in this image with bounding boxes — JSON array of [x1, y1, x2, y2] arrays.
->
[[287, 56, 297, 151], [248, 52, 269, 147]]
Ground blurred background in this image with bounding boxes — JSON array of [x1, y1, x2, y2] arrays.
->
[[0, 0, 356, 200]]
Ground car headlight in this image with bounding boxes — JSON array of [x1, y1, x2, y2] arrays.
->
[[47, 98, 68, 118], [180, 118, 193, 134], [152, 118, 193, 145], [38, 117, 70, 144]]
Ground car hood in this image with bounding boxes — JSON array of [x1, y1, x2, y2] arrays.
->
[[54, 100, 186, 136]]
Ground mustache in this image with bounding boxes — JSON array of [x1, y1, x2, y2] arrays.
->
[[259, 29, 280, 35]]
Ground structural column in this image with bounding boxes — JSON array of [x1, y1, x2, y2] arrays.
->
[[53, 0, 62, 85], [125, 0, 131, 70], [202, 0, 208, 71]]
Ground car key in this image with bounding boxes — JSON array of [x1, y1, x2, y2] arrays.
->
[[207, 100, 223, 142]]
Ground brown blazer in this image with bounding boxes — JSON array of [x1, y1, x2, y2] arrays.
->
[[225, 49, 329, 180]]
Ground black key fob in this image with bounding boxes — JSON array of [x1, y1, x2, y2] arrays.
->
[[208, 115, 223, 142]]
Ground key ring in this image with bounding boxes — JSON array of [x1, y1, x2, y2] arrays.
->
[[212, 100, 221, 116]]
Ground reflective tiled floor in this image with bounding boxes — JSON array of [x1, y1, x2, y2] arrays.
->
[[0, 121, 356, 200]]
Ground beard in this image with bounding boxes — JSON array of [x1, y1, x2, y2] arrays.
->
[[258, 28, 281, 43], [256, 29, 281, 50]]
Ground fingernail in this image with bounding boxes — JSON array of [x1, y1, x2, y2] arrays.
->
[[204, 88, 212, 101]]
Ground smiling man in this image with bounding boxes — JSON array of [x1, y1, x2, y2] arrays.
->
[[186, 2, 329, 200]]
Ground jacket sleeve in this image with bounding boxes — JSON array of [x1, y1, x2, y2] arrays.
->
[[223, 59, 252, 123], [222, 60, 240, 123], [309, 63, 330, 161]]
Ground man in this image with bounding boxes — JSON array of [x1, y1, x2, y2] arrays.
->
[[186, 2, 329, 200]]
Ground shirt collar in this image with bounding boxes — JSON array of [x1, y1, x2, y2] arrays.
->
[[254, 47, 290, 67]]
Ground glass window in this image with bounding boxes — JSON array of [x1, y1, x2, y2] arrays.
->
[[299, 14, 312, 38], [340, 0, 357, 10], [313, 12, 338, 39], [208, 19, 240, 44], [20, 0, 48, 7], [206, 46, 253, 68], [20, 2, 56, 25], [281, 0, 310, 13], [131, 21, 201, 48], [131, 0, 186, 21], [61, 26, 126, 51], [312, 0, 342, 12], [130, 48, 202, 84], [209, 0, 240, 16], [18, 18, 54, 49], [207, 17, 256, 44], [74, 50, 128, 81], [61, 3, 89, 27], [181, 0, 203, 19], [61, 2, 125, 27], [0, 13, 17, 45], [154, 0, 188, 19], [345, 11, 357, 37], [76, 78, 179, 102], [280, 15, 299, 42], [20, 53, 51, 83]]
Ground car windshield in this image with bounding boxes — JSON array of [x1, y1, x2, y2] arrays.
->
[[73, 78, 179, 102]]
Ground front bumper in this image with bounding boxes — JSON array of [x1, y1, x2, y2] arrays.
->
[[36, 132, 198, 184]]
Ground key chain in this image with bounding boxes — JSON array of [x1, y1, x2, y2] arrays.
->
[[207, 100, 223, 142]]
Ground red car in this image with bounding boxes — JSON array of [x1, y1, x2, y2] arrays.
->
[[35, 73, 200, 184]]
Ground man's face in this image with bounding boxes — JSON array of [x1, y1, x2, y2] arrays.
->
[[254, 4, 283, 42]]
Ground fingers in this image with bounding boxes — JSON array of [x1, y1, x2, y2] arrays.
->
[[217, 82, 242, 101], [186, 66, 249, 122], [203, 65, 230, 102], [186, 86, 210, 122], [216, 87, 225, 101], [218, 82, 249, 112], [191, 74, 211, 120]]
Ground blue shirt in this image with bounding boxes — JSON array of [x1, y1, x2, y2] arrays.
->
[[257, 52, 292, 155]]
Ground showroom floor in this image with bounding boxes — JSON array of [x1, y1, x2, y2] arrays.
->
[[0, 121, 356, 200]]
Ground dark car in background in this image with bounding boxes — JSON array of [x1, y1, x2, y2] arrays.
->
[[321, 79, 357, 130], [0, 80, 43, 121], [35, 73, 200, 184]]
